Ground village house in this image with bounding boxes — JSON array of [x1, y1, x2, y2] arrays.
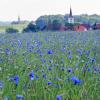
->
[[74, 25, 87, 32], [95, 23, 100, 29], [64, 6, 99, 32], [74, 24, 91, 32]]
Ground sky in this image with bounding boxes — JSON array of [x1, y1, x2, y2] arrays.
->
[[0, 0, 100, 21]]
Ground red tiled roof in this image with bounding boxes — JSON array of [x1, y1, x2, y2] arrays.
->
[[96, 24, 100, 28], [74, 25, 87, 32], [79, 24, 90, 29]]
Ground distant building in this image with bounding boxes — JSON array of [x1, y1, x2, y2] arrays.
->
[[92, 23, 100, 30], [11, 16, 21, 25], [74, 24, 88, 32], [68, 7, 74, 24], [60, 25, 67, 31], [18, 16, 21, 23], [95, 24, 100, 30]]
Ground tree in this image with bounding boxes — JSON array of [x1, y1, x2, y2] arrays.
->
[[92, 22, 97, 30], [22, 22, 38, 32], [52, 19, 62, 30], [6, 28, 19, 33], [36, 19, 46, 30], [47, 19, 52, 30]]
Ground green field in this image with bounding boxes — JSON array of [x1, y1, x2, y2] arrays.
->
[[0, 22, 28, 33], [0, 30, 100, 100]]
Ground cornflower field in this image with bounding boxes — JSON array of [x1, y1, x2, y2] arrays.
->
[[0, 30, 100, 100]]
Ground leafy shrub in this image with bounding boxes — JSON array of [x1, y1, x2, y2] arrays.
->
[[52, 19, 62, 30], [22, 22, 38, 33], [6, 28, 19, 33]]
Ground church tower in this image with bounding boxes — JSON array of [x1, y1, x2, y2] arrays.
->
[[18, 16, 21, 23], [68, 6, 74, 23]]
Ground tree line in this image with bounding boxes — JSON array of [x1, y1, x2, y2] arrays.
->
[[6, 14, 100, 33]]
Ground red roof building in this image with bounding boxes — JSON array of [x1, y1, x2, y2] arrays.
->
[[96, 24, 100, 29], [74, 24, 88, 32], [60, 25, 66, 31]]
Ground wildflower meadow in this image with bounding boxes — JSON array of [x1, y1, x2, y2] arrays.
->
[[0, 30, 100, 100]]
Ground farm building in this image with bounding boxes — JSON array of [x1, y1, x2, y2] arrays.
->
[[74, 24, 88, 32], [96, 24, 100, 29]]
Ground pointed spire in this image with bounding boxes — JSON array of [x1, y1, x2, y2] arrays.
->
[[18, 16, 20, 23], [69, 5, 72, 17]]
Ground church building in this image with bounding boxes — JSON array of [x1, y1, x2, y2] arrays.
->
[[18, 16, 21, 23], [68, 7, 74, 23]]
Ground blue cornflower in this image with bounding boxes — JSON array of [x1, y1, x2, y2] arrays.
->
[[91, 57, 96, 63], [45, 38, 48, 42], [26, 40, 30, 48], [76, 49, 83, 56], [68, 68, 73, 73], [13, 75, 19, 86], [49, 59, 53, 63], [3, 96, 10, 100], [47, 82, 52, 85], [93, 66, 100, 74], [56, 95, 62, 100], [10, 75, 19, 86], [71, 76, 80, 85], [85, 50, 90, 56], [68, 55, 72, 59], [87, 68, 91, 72], [29, 71, 34, 80], [36, 75, 39, 80], [5, 48, 10, 55], [18, 40, 22, 47], [68, 50, 72, 55], [16, 95, 24, 100], [42, 74, 46, 79], [41, 59, 46, 63], [48, 67, 52, 71], [36, 49, 41, 54], [47, 50, 53, 54], [28, 47, 33, 52], [61, 67, 65, 71]]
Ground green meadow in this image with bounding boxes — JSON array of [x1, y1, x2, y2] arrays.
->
[[0, 22, 28, 33]]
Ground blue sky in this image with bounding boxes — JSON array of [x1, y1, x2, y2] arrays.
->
[[0, 0, 100, 21]]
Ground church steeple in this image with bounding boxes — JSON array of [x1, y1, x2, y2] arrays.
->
[[68, 6, 74, 23], [69, 6, 72, 17], [18, 16, 20, 23]]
